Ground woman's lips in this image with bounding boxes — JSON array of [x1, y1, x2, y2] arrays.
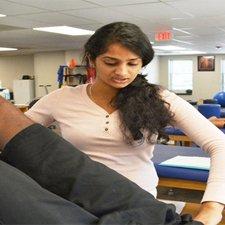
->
[[111, 77, 128, 84]]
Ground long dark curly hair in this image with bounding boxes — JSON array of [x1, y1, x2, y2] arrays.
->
[[83, 22, 174, 144]]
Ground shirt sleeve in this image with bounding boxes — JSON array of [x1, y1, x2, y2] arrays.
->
[[161, 89, 225, 204], [25, 89, 61, 127]]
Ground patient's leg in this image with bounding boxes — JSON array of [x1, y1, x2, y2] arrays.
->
[[0, 96, 201, 225], [0, 160, 98, 224], [0, 97, 34, 149], [0, 97, 181, 224]]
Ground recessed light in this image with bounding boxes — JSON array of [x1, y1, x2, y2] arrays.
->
[[172, 38, 193, 45], [153, 45, 186, 51], [175, 50, 206, 54], [33, 26, 95, 36], [0, 14, 6, 17], [156, 50, 206, 55], [172, 27, 191, 35], [0, 47, 17, 51], [202, 55, 214, 59]]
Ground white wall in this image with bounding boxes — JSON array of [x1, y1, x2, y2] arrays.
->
[[65, 50, 83, 64], [34, 51, 65, 97], [142, 56, 160, 84], [0, 50, 86, 99], [6, 52, 225, 103], [0, 55, 34, 91], [159, 55, 224, 101]]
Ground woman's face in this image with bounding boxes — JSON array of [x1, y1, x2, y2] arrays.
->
[[93, 43, 143, 89]]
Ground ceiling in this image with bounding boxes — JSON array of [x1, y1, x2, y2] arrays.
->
[[1, 0, 225, 56]]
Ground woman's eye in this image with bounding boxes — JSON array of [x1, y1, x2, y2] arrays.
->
[[128, 63, 138, 66], [104, 61, 138, 66], [104, 62, 116, 66]]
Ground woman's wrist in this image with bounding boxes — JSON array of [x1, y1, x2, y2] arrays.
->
[[201, 201, 224, 211], [194, 201, 224, 224]]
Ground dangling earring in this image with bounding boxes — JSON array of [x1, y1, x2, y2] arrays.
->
[[90, 63, 95, 69], [86, 54, 94, 68], [85, 54, 96, 83]]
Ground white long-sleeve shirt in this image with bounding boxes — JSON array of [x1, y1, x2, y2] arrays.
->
[[25, 84, 225, 204]]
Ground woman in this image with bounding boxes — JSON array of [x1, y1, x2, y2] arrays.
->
[[25, 22, 225, 224]]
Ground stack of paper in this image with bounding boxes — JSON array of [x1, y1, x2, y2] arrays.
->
[[159, 156, 210, 170]]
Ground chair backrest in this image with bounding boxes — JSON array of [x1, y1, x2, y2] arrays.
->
[[203, 99, 218, 104], [197, 104, 221, 118]]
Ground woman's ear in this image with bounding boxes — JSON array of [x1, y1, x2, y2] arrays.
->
[[89, 59, 96, 68], [90, 61, 95, 68], [86, 54, 95, 68]]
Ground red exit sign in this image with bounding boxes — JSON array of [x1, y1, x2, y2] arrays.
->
[[155, 31, 172, 41]]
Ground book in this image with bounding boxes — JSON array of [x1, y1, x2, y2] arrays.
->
[[159, 155, 210, 170]]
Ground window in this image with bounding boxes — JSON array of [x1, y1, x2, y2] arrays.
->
[[168, 60, 193, 92], [221, 59, 225, 91]]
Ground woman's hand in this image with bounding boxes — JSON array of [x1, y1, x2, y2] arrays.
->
[[194, 201, 224, 225]]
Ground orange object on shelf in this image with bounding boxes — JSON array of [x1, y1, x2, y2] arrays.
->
[[68, 58, 77, 69]]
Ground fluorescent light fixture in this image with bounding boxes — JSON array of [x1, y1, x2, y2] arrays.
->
[[156, 50, 206, 56], [176, 51, 206, 54], [0, 47, 17, 51], [218, 27, 225, 32], [202, 55, 214, 59], [171, 17, 185, 20], [172, 38, 193, 45], [153, 45, 186, 51], [172, 27, 191, 35], [0, 14, 6, 17], [33, 26, 95, 36]]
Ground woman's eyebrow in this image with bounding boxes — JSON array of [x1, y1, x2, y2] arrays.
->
[[102, 56, 140, 61], [102, 56, 118, 60], [129, 58, 141, 61]]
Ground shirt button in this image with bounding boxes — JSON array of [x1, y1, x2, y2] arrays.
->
[[105, 128, 108, 131], [106, 115, 109, 118], [106, 121, 109, 124]]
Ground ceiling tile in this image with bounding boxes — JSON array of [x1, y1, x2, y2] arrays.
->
[[190, 27, 225, 36], [166, 0, 225, 17], [0, 24, 23, 31], [17, 12, 97, 26], [109, 2, 191, 26], [0, 0, 46, 15], [1, 0, 225, 54], [87, 0, 159, 6], [63, 7, 138, 24], [5, 0, 99, 11], [0, 16, 47, 28]]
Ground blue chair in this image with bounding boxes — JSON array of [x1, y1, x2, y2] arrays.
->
[[213, 91, 225, 107], [197, 104, 221, 118]]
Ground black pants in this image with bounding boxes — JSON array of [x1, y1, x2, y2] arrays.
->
[[0, 124, 203, 225]]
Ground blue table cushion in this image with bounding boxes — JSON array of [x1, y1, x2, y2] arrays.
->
[[152, 144, 209, 182], [164, 127, 185, 135], [197, 104, 221, 118], [164, 126, 225, 136]]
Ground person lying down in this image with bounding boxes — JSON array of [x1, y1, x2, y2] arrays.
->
[[0, 96, 203, 225]]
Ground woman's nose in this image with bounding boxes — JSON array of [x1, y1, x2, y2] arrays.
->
[[114, 64, 128, 75]]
